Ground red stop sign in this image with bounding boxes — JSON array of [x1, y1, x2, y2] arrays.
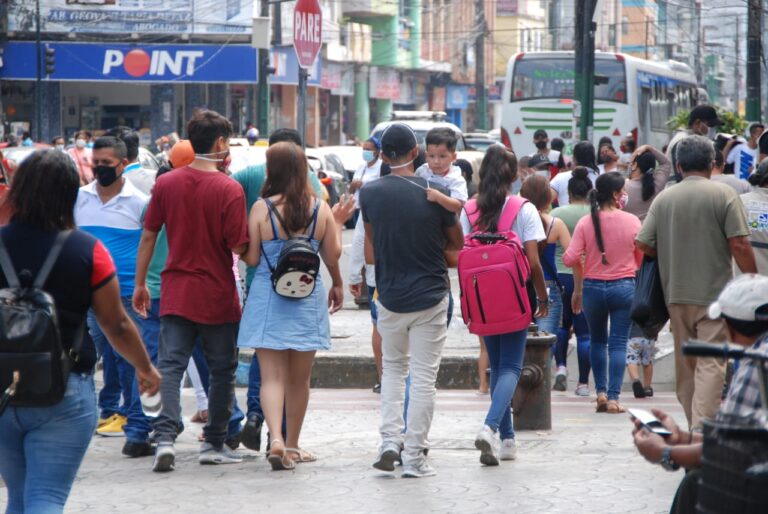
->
[[293, 0, 322, 69]]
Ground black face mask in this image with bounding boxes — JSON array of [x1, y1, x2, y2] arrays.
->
[[535, 140, 547, 150], [94, 165, 119, 187]]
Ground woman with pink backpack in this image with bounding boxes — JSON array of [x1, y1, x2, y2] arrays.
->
[[458, 144, 549, 466]]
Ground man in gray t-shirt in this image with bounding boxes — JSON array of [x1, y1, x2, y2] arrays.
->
[[361, 123, 463, 478]]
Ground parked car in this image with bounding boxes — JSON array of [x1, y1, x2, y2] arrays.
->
[[316, 145, 365, 182], [228, 138, 267, 174], [305, 148, 349, 208], [370, 111, 484, 180], [465, 137, 497, 152]]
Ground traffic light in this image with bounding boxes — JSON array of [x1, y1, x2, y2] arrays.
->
[[44, 46, 55, 76]]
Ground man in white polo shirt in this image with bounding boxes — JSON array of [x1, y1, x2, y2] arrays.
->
[[75, 135, 155, 458]]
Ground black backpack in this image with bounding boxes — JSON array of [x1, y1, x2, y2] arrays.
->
[[0, 231, 80, 414], [261, 199, 321, 300]]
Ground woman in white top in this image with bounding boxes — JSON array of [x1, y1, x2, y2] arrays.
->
[[349, 137, 382, 207], [460, 145, 548, 467]]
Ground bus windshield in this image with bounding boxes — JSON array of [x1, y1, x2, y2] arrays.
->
[[511, 57, 627, 103]]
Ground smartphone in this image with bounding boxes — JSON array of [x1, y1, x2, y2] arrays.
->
[[628, 408, 672, 437]]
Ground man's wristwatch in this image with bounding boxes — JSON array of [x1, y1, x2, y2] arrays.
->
[[537, 297, 549, 306], [660, 446, 680, 471]]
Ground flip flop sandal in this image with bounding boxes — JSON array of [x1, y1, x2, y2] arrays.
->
[[267, 440, 295, 471], [286, 448, 317, 463]]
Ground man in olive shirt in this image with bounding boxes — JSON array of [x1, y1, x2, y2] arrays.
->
[[636, 135, 757, 429]]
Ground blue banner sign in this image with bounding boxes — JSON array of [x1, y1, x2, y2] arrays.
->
[[446, 84, 469, 110], [270, 46, 321, 86], [0, 41, 258, 83]]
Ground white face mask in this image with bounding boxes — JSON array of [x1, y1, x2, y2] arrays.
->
[[389, 159, 414, 170], [55, 144, 65, 151], [75, 139, 86, 149]]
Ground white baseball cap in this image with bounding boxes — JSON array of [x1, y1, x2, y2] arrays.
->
[[708, 274, 768, 322]]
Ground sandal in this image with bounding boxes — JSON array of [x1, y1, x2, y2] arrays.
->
[[606, 400, 626, 414], [267, 439, 295, 471], [191, 410, 208, 424], [285, 447, 317, 464], [595, 393, 608, 413]]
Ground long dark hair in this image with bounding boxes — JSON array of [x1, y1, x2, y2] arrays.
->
[[589, 172, 625, 265], [568, 166, 593, 200], [634, 151, 657, 201], [8, 150, 79, 231], [573, 141, 598, 171], [474, 145, 517, 231], [261, 142, 313, 233]]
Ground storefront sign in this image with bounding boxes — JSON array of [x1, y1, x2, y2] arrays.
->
[[270, 46, 321, 86], [7, 0, 253, 35], [497, 0, 519, 15], [0, 42, 258, 83], [446, 85, 469, 109], [321, 62, 353, 96], [369, 67, 399, 100]]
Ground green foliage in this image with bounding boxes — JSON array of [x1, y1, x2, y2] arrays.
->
[[667, 108, 749, 135]]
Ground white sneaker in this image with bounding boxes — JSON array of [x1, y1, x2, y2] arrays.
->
[[574, 384, 590, 397], [500, 438, 517, 460], [152, 442, 175, 472], [474, 425, 500, 466], [198, 442, 243, 465], [553, 366, 567, 391], [401, 459, 437, 478], [372, 441, 401, 472]]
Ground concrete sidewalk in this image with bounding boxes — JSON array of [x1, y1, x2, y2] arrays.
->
[[0, 387, 686, 513]]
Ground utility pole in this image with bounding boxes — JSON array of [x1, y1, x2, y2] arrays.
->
[[575, 0, 597, 142], [475, 0, 488, 131], [256, 0, 271, 137], [746, 0, 762, 120], [695, 0, 702, 84], [645, 17, 650, 60], [735, 15, 741, 115], [35, 0, 42, 142]]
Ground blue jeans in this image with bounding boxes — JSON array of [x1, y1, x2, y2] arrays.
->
[[0, 373, 98, 514], [582, 278, 634, 400], [245, 350, 264, 421], [88, 296, 156, 443], [557, 273, 591, 384], [482, 328, 528, 440], [191, 341, 245, 437]]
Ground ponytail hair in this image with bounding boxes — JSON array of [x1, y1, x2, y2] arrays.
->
[[568, 166, 593, 200], [590, 172, 626, 265], [634, 151, 657, 202]]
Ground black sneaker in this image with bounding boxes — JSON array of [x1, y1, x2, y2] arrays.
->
[[372, 383, 381, 394], [240, 415, 263, 452], [122, 441, 156, 458], [632, 380, 646, 399], [644, 387, 654, 398]]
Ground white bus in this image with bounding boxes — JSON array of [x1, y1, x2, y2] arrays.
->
[[500, 51, 699, 157]]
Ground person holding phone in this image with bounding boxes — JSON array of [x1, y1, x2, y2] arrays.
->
[[632, 274, 768, 514]]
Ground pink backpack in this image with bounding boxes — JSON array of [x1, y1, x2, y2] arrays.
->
[[458, 197, 532, 336]]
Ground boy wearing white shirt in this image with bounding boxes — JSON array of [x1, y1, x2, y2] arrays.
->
[[415, 127, 468, 213]]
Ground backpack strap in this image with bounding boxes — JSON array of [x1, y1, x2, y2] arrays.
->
[[33, 231, 72, 289], [0, 230, 71, 289], [306, 201, 320, 240], [0, 233, 20, 288], [464, 199, 480, 231], [263, 199, 281, 240], [498, 196, 528, 231]]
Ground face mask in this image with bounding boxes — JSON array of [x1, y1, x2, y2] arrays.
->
[[535, 140, 547, 150], [362, 150, 376, 163], [197, 150, 231, 173], [93, 165, 119, 187], [617, 192, 629, 210], [707, 126, 718, 140], [162, 144, 171, 151], [389, 159, 414, 170], [86, 141, 94, 149], [75, 139, 86, 149], [55, 144, 65, 152]]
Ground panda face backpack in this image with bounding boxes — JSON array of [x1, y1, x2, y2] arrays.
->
[[261, 199, 321, 300]]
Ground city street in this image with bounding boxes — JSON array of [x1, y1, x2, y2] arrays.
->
[[0, 387, 686, 514]]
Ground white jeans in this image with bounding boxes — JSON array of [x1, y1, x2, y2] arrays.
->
[[376, 295, 448, 466]]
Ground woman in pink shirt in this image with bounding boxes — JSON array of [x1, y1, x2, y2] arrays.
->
[[563, 172, 642, 414], [67, 130, 93, 184]]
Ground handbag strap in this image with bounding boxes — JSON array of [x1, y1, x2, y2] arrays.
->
[[0, 233, 20, 288]]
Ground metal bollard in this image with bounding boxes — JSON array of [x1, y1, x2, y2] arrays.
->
[[512, 323, 556, 430]]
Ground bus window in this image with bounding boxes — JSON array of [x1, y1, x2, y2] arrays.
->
[[510, 57, 626, 103]]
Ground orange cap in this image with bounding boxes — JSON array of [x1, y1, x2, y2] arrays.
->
[[168, 140, 195, 168]]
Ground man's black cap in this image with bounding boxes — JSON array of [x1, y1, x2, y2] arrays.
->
[[380, 123, 417, 159], [688, 105, 723, 127], [528, 154, 551, 169], [533, 129, 548, 139]]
